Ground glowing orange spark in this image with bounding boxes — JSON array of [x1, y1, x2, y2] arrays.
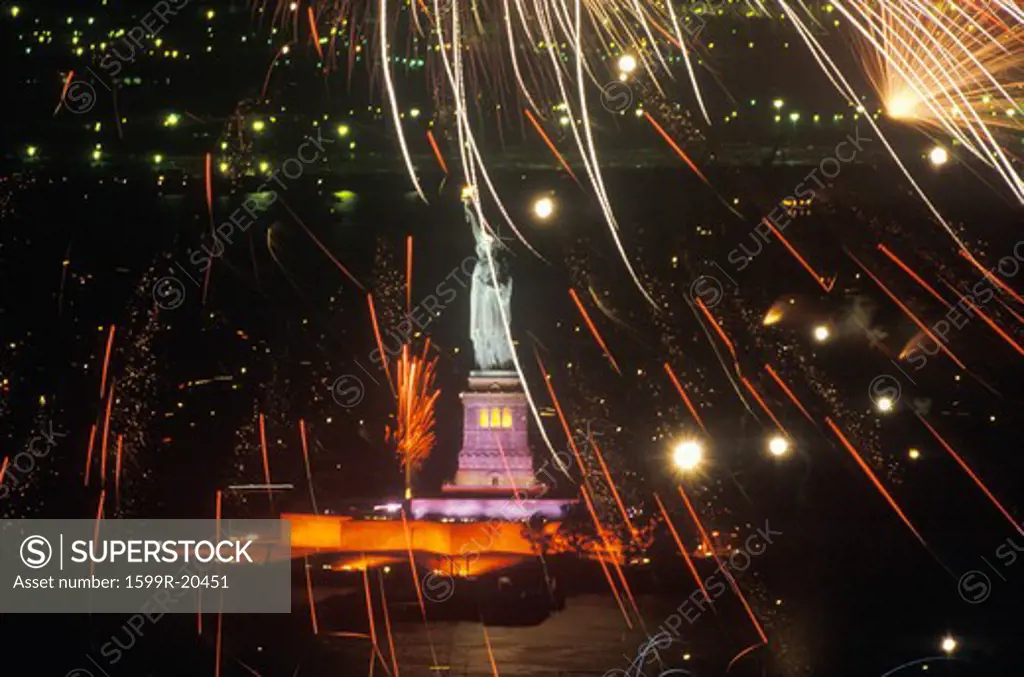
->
[[114, 434, 123, 509], [100, 324, 116, 399], [762, 218, 835, 292], [847, 251, 967, 370], [694, 298, 738, 363], [653, 492, 709, 604], [960, 249, 1024, 307], [878, 244, 951, 308], [425, 130, 448, 174], [663, 362, 708, 434], [366, 293, 394, 393], [386, 344, 439, 496], [741, 377, 790, 438], [258, 413, 272, 503], [307, 7, 324, 61], [400, 508, 440, 667], [406, 235, 413, 315], [362, 562, 379, 651], [482, 624, 501, 676], [54, 70, 74, 116], [305, 557, 319, 634], [0, 457, 8, 488], [299, 419, 318, 514], [590, 435, 635, 537], [204, 153, 213, 220], [524, 109, 580, 185], [285, 204, 364, 289], [568, 288, 620, 374], [825, 417, 927, 546], [83, 424, 96, 487], [581, 483, 640, 630], [764, 363, 815, 424], [643, 112, 708, 183], [940, 280, 1024, 356], [100, 382, 114, 486], [378, 571, 399, 677], [677, 485, 767, 643], [916, 412, 1024, 539]]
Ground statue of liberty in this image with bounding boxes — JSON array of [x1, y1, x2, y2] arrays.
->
[[465, 202, 514, 370]]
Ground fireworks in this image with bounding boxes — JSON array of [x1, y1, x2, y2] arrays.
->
[[386, 344, 440, 494]]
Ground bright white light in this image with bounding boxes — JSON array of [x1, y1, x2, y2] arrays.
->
[[617, 54, 638, 75], [929, 146, 949, 167], [941, 636, 957, 654], [813, 325, 830, 342], [768, 436, 790, 457], [886, 92, 918, 120], [533, 196, 555, 220], [672, 440, 704, 471], [908, 448, 921, 460], [876, 396, 894, 413]]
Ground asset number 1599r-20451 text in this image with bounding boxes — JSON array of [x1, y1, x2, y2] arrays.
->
[[124, 575, 228, 589]]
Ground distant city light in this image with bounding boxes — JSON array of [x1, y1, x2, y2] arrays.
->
[[941, 636, 957, 654], [336, 124, 350, 137], [25, 145, 37, 158], [163, 113, 180, 127], [252, 119, 266, 133], [768, 435, 790, 457], [617, 54, 638, 75], [672, 440, 704, 471], [929, 146, 949, 167], [876, 396, 895, 413], [152, 154, 163, 164], [813, 325, 831, 342], [908, 448, 921, 460], [532, 196, 555, 220]]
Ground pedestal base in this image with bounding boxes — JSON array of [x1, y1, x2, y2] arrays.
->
[[409, 496, 572, 521]]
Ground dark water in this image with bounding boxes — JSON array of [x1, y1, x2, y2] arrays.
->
[[1, 164, 1022, 676]]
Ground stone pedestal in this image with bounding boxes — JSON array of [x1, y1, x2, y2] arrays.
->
[[450, 370, 537, 491]]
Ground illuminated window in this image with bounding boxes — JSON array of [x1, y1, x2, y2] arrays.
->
[[479, 408, 489, 428], [501, 408, 512, 428], [490, 408, 501, 427]]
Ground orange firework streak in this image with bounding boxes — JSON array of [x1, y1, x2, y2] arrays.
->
[[285, 204, 364, 289], [307, 7, 324, 61], [939, 280, 1024, 356], [361, 562, 379, 653], [482, 624, 501, 677], [740, 377, 790, 437], [695, 298, 739, 363], [877, 244, 951, 308], [204, 153, 213, 220], [643, 112, 709, 183], [425, 130, 448, 174], [653, 492, 710, 603], [676, 485, 767, 644], [824, 417, 927, 546], [378, 571, 400, 677], [367, 293, 396, 393], [299, 419, 318, 514], [847, 252, 968, 370], [114, 434, 124, 509], [568, 288, 621, 374], [100, 382, 115, 486], [960, 249, 1024, 307], [916, 412, 1024, 539], [523, 109, 580, 185], [663, 362, 708, 434], [763, 364, 815, 424], [258, 414, 272, 503], [406, 235, 413, 315], [83, 424, 97, 487], [305, 556, 319, 635], [100, 324, 116, 399], [579, 483, 644, 631], [214, 609, 223, 677], [0, 457, 8, 487], [54, 70, 74, 115], [535, 355, 640, 627], [400, 508, 440, 667], [761, 218, 834, 292], [590, 435, 636, 537]]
